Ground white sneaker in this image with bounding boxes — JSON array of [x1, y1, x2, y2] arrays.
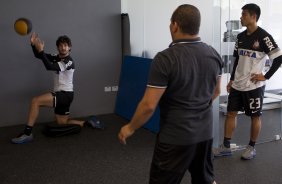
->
[[241, 145, 256, 160], [11, 133, 33, 144], [213, 144, 232, 157]]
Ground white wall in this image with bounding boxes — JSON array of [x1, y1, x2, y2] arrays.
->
[[122, 0, 220, 58], [220, 0, 282, 47]]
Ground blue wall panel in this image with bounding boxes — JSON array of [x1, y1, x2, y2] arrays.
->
[[115, 56, 159, 133]]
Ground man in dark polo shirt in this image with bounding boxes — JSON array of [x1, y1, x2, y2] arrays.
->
[[118, 4, 223, 184]]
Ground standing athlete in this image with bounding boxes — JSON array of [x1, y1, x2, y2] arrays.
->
[[118, 4, 222, 184], [214, 3, 282, 160]]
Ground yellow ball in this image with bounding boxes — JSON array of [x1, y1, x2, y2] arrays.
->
[[14, 18, 32, 36]]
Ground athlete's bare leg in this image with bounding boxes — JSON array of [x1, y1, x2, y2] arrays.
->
[[250, 116, 261, 142], [55, 114, 85, 127], [27, 93, 53, 126], [224, 111, 238, 138]]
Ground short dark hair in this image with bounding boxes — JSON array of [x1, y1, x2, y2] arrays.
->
[[242, 3, 261, 21], [56, 35, 72, 47], [171, 4, 201, 35]]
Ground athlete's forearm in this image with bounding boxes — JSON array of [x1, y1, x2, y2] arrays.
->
[[128, 99, 156, 131], [230, 57, 239, 80], [37, 51, 60, 71], [264, 55, 282, 79], [31, 45, 42, 59], [212, 76, 221, 101]]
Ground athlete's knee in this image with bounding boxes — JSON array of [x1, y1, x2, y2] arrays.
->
[[30, 96, 40, 107], [56, 115, 69, 124], [251, 115, 261, 122], [226, 111, 237, 118], [56, 117, 68, 124]]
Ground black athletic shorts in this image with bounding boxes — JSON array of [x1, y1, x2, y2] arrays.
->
[[51, 91, 74, 115], [227, 86, 265, 116], [149, 138, 214, 184]]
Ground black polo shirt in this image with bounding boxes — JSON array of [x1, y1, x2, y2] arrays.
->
[[147, 38, 223, 145]]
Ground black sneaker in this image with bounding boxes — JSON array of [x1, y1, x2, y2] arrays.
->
[[86, 116, 105, 129]]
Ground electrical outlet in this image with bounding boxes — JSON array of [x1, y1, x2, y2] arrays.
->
[[104, 86, 111, 92], [112, 86, 118, 91]]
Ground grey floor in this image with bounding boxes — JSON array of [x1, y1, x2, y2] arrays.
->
[[0, 114, 282, 184]]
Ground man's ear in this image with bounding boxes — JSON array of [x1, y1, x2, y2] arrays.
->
[[171, 21, 178, 33], [251, 13, 257, 22]]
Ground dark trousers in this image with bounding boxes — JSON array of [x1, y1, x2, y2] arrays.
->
[[149, 138, 214, 184]]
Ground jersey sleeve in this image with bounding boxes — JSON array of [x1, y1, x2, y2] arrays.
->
[[36, 52, 60, 71], [261, 33, 282, 60], [233, 37, 239, 58], [147, 52, 170, 88]]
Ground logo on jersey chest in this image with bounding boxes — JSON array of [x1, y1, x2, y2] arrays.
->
[[252, 40, 260, 50], [239, 50, 256, 58], [65, 60, 73, 67], [263, 36, 275, 51]]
